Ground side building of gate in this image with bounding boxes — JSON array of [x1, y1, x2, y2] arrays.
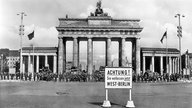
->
[[56, 3, 143, 79], [141, 47, 180, 75]]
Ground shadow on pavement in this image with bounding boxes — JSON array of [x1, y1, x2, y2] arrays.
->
[[88, 101, 124, 108]]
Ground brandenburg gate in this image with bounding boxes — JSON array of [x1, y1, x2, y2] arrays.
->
[[56, 2, 143, 78]]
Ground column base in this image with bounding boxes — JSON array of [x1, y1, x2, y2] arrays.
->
[[102, 100, 111, 107], [126, 100, 135, 108]]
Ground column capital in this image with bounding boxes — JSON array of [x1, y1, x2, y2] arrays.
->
[[106, 37, 112, 39], [135, 33, 141, 37], [136, 37, 141, 40], [87, 37, 93, 39], [121, 36, 126, 39], [58, 37, 63, 39], [73, 36, 78, 39]]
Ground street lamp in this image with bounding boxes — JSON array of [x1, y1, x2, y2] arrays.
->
[[17, 12, 27, 76], [175, 14, 184, 77]]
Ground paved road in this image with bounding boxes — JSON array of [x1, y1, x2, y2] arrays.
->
[[0, 81, 192, 108]]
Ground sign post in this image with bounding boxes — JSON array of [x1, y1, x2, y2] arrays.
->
[[126, 89, 135, 107], [102, 67, 135, 108], [102, 89, 111, 107]]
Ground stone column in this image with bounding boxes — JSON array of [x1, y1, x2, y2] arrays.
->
[[187, 54, 190, 68], [87, 37, 93, 79], [172, 58, 174, 74], [171, 57, 173, 74], [176, 58, 177, 74], [136, 37, 141, 75], [169, 57, 172, 75], [36, 55, 39, 73], [143, 56, 146, 73], [58, 37, 66, 75], [177, 57, 179, 74], [174, 58, 176, 74], [119, 39, 122, 67], [185, 54, 188, 68], [23, 63, 25, 74], [22, 56, 25, 73], [45, 55, 48, 67], [121, 37, 126, 67], [53, 55, 57, 73], [106, 37, 112, 67], [175, 58, 177, 74], [173, 58, 175, 74], [176, 58, 179, 74], [160, 56, 163, 75], [28, 55, 31, 73], [131, 38, 136, 74], [152, 56, 155, 72], [178, 58, 179, 74], [73, 37, 79, 68], [171, 57, 173, 75], [63, 39, 66, 73], [175, 58, 177, 73]]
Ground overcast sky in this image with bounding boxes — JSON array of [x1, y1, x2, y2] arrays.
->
[[0, 0, 192, 68]]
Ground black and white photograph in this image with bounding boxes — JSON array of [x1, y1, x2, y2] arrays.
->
[[0, 0, 192, 108]]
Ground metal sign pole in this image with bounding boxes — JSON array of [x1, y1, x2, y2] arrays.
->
[[106, 89, 108, 101], [102, 89, 111, 107], [126, 89, 135, 108]]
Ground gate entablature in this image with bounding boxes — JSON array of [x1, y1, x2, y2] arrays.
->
[[57, 17, 142, 38]]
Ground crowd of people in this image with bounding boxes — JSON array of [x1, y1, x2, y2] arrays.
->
[[132, 70, 185, 82], [0, 67, 56, 81], [0, 68, 189, 83]]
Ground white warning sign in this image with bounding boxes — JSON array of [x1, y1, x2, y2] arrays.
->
[[105, 67, 132, 89]]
